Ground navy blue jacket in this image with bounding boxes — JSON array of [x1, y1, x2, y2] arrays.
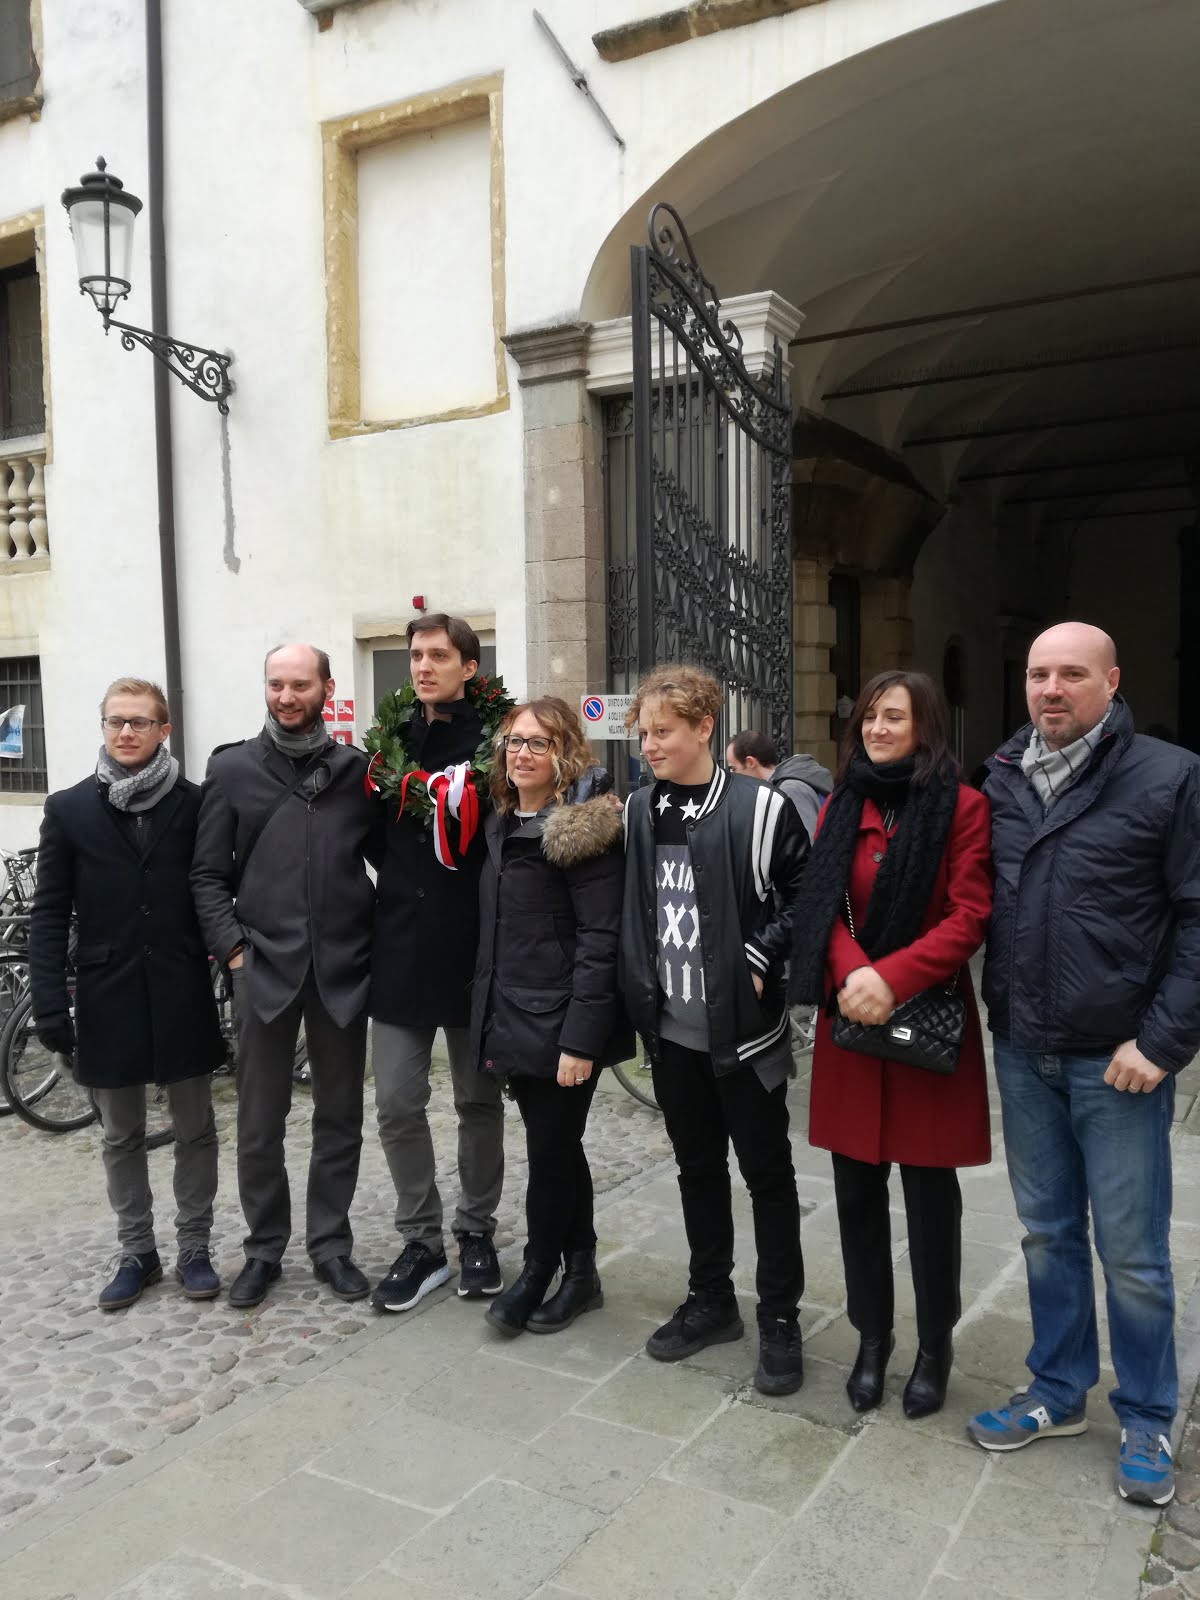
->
[[982, 696, 1200, 1072]]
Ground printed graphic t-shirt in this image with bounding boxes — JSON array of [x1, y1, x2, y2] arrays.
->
[[653, 780, 712, 1051]]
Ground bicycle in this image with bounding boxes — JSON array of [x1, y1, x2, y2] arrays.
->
[[210, 959, 310, 1082], [611, 1054, 659, 1111], [0, 988, 174, 1143]]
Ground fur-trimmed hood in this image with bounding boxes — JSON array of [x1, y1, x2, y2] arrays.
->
[[541, 795, 623, 869]]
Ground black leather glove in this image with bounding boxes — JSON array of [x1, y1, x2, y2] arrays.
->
[[36, 1014, 76, 1057]]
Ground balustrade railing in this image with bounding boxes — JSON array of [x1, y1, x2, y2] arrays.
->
[[0, 440, 49, 564]]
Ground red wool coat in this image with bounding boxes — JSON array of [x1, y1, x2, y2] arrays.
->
[[808, 783, 993, 1168]]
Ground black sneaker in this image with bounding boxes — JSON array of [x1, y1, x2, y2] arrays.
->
[[457, 1232, 502, 1298], [646, 1293, 744, 1362], [371, 1241, 452, 1312], [754, 1310, 804, 1396]]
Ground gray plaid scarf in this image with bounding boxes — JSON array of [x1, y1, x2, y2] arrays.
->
[[96, 743, 180, 812], [1021, 706, 1110, 809], [264, 712, 331, 758]]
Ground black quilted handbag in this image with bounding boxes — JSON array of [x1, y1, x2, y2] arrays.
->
[[830, 896, 965, 1075]]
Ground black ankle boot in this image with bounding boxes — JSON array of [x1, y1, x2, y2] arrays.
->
[[485, 1258, 557, 1338], [902, 1337, 953, 1419], [526, 1249, 602, 1334], [846, 1331, 895, 1413]]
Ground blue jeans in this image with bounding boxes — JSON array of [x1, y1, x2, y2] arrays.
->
[[993, 1041, 1176, 1428]]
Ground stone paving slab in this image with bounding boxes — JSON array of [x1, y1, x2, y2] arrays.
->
[[2, 1045, 1200, 1598]]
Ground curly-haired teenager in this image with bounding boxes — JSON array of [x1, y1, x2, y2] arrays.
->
[[469, 698, 632, 1336], [619, 666, 810, 1394]]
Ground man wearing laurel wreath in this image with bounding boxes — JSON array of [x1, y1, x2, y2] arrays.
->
[[365, 614, 507, 1313]]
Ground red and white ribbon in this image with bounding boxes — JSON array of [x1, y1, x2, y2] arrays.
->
[[371, 758, 480, 871]]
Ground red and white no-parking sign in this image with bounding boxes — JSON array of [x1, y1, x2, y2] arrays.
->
[[579, 693, 635, 740]]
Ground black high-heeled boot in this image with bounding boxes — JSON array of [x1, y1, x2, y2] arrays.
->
[[846, 1332, 895, 1412], [526, 1249, 603, 1334], [484, 1257, 557, 1338], [902, 1337, 953, 1418]]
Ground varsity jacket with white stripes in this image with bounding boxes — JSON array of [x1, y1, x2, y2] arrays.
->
[[619, 766, 809, 1077]]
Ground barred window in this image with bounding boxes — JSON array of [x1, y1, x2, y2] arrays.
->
[[0, 0, 36, 113], [0, 259, 44, 441], [0, 656, 46, 793]]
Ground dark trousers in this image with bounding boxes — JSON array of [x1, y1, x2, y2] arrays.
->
[[652, 1040, 803, 1319], [509, 1072, 600, 1264], [233, 970, 367, 1265], [831, 1152, 962, 1345]]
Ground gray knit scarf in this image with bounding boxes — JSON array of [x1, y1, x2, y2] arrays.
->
[[96, 743, 180, 812], [264, 712, 332, 758], [1021, 705, 1111, 809]]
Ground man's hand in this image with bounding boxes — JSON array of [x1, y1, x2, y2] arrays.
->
[[557, 1052, 593, 1087], [750, 970, 764, 999], [227, 948, 244, 971], [1104, 1039, 1168, 1094], [838, 966, 897, 1025], [36, 1014, 76, 1057]]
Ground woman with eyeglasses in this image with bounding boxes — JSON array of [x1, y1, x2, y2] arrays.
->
[[470, 697, 632, 1337]]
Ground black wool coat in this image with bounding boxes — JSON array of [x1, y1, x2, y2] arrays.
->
[[29, 776, 225, 1089], [370, 698, 488, 1028], [470, 795, 634, 1079], [191, 732, 382, 1027]]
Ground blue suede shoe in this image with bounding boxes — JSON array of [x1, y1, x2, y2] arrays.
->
[[1118, 1424, 1175, 1506], [175, 1246, 220, 1300], [98, 1250, 163, 1311], [967, 1391, 1088, 1451]]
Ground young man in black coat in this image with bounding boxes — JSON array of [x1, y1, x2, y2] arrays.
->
[[30, 678, 225, 1310], [369, 615, 505, 1313], [191, 644, 381, 1310]]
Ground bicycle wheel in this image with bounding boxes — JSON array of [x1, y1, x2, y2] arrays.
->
[[611, 1055, 660, 1112], [0, 992, 97, 1133], [0, 953, 30, 1117]]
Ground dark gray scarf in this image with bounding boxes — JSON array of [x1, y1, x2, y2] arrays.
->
[[95, 744, 180, 812], [264, 711, 332, 758]]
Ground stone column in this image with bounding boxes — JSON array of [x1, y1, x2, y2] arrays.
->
[[859, 575, 914, 680], [503, 323, 606, 704], [793, 555, 838, 772]]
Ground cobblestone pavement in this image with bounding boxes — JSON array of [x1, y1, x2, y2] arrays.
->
[[0, 1047, 672, 1530]]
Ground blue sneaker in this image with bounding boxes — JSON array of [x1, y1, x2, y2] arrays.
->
[[1118, 1424, 1175, 1505], [98, 1250, 163, 1311], [966, 1391, 1088, 1451]]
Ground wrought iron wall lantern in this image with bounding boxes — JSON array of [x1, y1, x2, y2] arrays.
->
[[61, 158, 234, 413]]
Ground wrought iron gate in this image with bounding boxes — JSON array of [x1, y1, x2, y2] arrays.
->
[[607, 202, 793, 758]]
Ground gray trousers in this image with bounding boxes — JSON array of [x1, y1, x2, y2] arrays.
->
[[92, 1075, 217, 1256], [234, 970, 367, 1266], [373, 1022, 504, 1251]]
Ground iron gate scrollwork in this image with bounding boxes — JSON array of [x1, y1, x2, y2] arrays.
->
[[614, 201, 793, 756]]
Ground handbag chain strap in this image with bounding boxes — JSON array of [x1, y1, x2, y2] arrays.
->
[[842, 893, 961, 996]]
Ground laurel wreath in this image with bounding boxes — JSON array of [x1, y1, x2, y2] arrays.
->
[[362, 673, 515, 825]]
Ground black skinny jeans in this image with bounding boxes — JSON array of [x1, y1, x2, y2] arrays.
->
[[831, 1152, 963, 1346], [652, 1040, 804, 1319], [508, 1072, 600, 1265]]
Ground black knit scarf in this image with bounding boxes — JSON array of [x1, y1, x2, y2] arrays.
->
[[789, 750, 960, 1005]]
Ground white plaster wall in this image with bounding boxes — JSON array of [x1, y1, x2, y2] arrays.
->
[[0, 0, 1013, 849]]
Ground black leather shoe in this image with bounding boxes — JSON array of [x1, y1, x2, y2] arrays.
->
[[903, 1337, 953, 1419], [485, 1258, 557, 1337], [846, 1332, 895, 1412], [527, 1250, 603, 1334], [228, 1258, 282, 1309], [314, 1255, 370, 1301]]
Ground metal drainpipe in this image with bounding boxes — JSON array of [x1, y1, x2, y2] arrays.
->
[[144, 0, 187, 776]]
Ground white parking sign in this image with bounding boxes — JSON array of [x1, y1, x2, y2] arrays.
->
[[580, 693, 636, 740]]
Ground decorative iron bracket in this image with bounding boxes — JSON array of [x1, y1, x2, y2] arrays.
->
[[104, 316, 234, 413]]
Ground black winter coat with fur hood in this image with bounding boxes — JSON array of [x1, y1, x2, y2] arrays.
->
[[470, 786, 633, 1079]]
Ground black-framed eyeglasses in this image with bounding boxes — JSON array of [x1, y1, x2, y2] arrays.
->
[[101, 717, 161, 733], [499, 734, 552, 755]]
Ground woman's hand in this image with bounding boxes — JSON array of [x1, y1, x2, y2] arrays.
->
[[557, 1052, 593, 1087], [838, 966, 897, 1025]]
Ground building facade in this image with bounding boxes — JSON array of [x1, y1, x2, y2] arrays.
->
[[0, 0, 1194, 838]]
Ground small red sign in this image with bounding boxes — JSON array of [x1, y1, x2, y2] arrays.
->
[[331, 729, 353, 746], [335, 699, 354, 722]]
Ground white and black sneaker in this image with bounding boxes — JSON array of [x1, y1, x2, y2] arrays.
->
[[457, 1232, 503, 1298], [370, 1241, 452, 1312]]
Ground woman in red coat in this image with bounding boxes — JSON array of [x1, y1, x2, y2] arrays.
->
[[789, 670, 992, 1420]]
